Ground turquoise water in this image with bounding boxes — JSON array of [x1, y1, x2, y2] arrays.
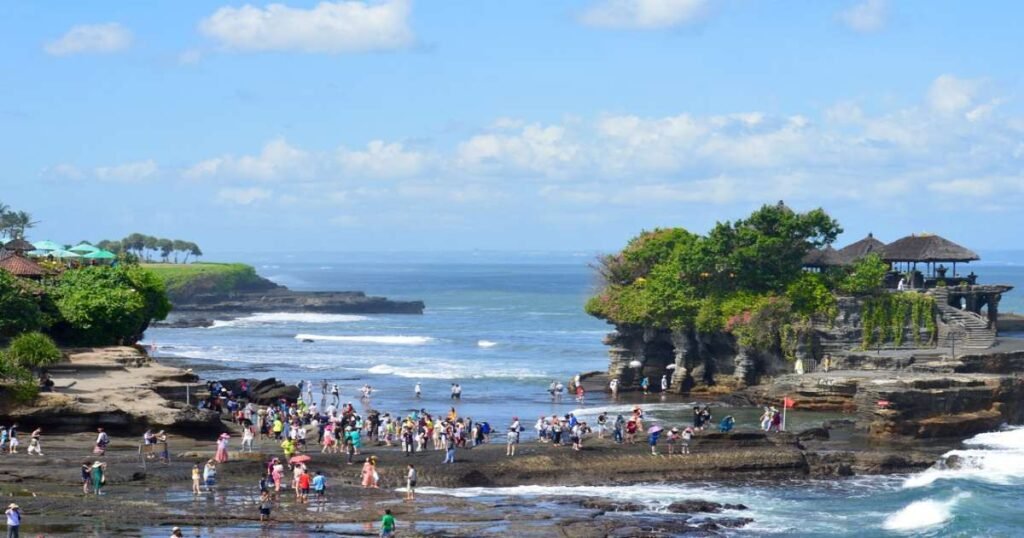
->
[[143, 254, 1024, 536]]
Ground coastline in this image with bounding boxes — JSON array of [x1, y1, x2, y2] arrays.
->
[[0, 346, 975, 536]]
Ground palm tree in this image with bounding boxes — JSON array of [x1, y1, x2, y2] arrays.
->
[[6, 211, 37, 239], [158, 238, 174, 263]]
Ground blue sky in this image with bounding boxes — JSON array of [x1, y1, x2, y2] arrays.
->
[[2, 0, 1023, 255]]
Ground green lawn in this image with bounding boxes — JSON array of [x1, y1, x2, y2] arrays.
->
[[141, 262, 265, 299]]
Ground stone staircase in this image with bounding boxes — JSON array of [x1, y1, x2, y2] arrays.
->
[[932, 288, 996, 349]]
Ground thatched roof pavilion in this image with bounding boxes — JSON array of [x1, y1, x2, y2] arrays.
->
[[837, 233, 885, 264], [0, 251, 47, 278], [802, 245, 845, 269], [3, 238, 35, 254], [882, 234, 979, 263]]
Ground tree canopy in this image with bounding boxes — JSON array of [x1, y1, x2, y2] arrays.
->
[[586, 202, 843, 333], [96, 234, 203, 263]]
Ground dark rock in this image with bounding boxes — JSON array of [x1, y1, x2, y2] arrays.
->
[[152, 318, 214, 329], [458, 470, 493, 487], [797, 427, 830, 441], [666, 500, 725, 514], [706, 517, 754, 529], [579, 499, 646, 512]]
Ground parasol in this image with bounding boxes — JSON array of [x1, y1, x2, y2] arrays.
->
[[289, 455, 311, 464], [628, 360, 642, 368]]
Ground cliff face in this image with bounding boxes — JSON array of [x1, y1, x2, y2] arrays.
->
[[148, 263, 425, 315]]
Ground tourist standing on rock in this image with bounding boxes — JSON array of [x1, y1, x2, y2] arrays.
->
[[506, 417, 521, 456], [661, 375, 669, 393], [667, 427, 681, 455], [613, 415, 625, 443], [760, 407, 772, 431], [640, 376, 650, 395], [94, 428, 109, 455], [770, 406, 782, 432], [215, 433, 230, 463], [361, 456, 379, 488], [443, 432, 456, 464], [305, 380, 314, 404], [406, 464, 417, 500], [6, 425, 18, 455], [91, 461, 106, 495], [27, 428, 42, 456], [5, 503, 20, 538], [258, 490, 273, 522], [681, 427, 693, 454], [203, 460, 217, 491], [609, 378, 619, 397], [320, 379, 329, 408], [575, 384, 585, 403], [191, 463, 201, 495], [81, 461, 92, 494], [379, 509, 397, 538], [414, 382, 421, 399], [157, 431, 169, 464], [648, 426, 662, 455], [555, 381, 564, 400], [331, 383, 340, 406], [312, 470, 326, 503], [597, 413, 608, 438], [242, 425, 254, 452], [170, 526, 183, 537]]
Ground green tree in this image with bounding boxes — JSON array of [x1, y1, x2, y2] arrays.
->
[[0, 271, 43, 337], [48, 265, 170, 345], [840, 253, 889, 296], [5, 332, 62, 372], [157, 238, 174, 262]]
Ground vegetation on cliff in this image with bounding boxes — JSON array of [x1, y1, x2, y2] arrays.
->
[[586, 202, 934, 357], [142, 262, 276, 302], [0, 332, 62, 403], [95, 233, 202, 263], [0, 263, 171, 346]]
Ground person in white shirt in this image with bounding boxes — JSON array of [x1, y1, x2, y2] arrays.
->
[[414, 383, 421, 398]]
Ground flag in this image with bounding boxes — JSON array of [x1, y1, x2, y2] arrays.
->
[[783, 397, 795, 409]]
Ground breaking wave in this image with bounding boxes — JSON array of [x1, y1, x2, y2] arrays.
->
[[210, 312, 369, 328], [882, 493, 969, 531], [477, 340, 498, 348], [903, 427, 1024, 489], [295, 334, 434, 345]]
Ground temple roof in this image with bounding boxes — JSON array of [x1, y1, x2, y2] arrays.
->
[[0, 251, 48, 277], [3, 238, 35, 253], [837, 232, 886, 264], [802, 245, 845, 267], [882, 234, 980, 263]]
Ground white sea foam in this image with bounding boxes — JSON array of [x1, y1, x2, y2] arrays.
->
[[882, 493, 968, 531], [367, 363, 545, 380], [477, 340, 498, 348], [903, 427, 1024, 488], [210, 312, 369, 328], [295, 334, 434, 345], [411, 484, 749, 511]]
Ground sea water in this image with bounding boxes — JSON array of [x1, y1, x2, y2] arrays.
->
[[143, 252, 1024, 536]]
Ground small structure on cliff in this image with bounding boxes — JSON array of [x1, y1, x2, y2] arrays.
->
[[590, 205, 1016, 395], [0, 251, 48, 279]]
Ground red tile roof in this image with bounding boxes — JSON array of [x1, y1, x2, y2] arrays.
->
[[0, 252, 47, 277]]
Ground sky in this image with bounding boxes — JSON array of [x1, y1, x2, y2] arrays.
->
[[2, 0, 1023, 256]]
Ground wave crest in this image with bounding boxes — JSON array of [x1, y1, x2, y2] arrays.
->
[[295, 334, 433, 345], [211, 312, 369, 328]]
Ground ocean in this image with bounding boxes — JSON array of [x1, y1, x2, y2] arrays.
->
[[143, 252, 1024, 536]]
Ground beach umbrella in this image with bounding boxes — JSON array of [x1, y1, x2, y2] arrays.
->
[[51, 249, 81, 259], [69, 243, 100, 254], [27, 249, 49, 257], [628, 360, 643, 368], [666, 364, 678, 370], [83, 249, 116, 260], [289, 455, 311, 464], [648, 425, 663, 434], [32, 240, 64, 252]]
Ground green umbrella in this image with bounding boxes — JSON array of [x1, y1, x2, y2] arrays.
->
[[33, 240, 65, 252], [51, 249, 81, 258], [83, 249, 116, 260], [69, 243, 100, 254]]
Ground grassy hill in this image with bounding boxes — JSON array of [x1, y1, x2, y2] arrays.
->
[[141, 263, 278, 302]]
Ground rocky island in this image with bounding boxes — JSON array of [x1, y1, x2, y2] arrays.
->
[[145, 262, 425, 327], [589, 202, 1022, 445]]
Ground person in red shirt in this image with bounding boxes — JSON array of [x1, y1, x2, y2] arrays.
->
[[297, 470, 311, 504]]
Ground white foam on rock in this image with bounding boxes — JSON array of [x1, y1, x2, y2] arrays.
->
[[211, 312, 369, 328], [903, 427, 1024, 489], [882, 493, 968, 531]]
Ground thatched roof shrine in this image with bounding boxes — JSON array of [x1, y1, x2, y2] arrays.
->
[[837, 233, 886, 264], [882, 234, 980, 263]]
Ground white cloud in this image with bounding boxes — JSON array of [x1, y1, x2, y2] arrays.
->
[[185, 139, 310, 181], [456, 123, 582, 177], [199, 0, 413, 53], [94, 160, 158, 182], [171, 74, 1023, 214], [217, 187, 272, 205], [580, 0, 708, 29], [338, 140, 428, 178], [45, 23, 133, 56], [837, 0, 888, 33]]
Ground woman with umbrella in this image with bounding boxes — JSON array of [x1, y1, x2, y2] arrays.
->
[[215, 433, 230, 463], [648, 425, 663, 456], [361, 455, 379, 488]]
